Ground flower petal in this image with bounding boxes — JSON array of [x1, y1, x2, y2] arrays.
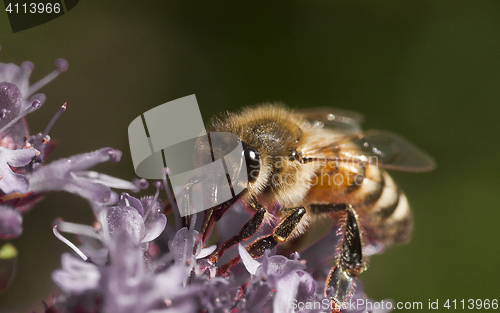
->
[[154, 264, 189, 296], [78, 171, 137, 192], [26, 148, 125, 202], [0, 62, 30, 97], [0, 206, 22, 239], [142, 214, 166, 243], [168, 227, 200, 264], [67, 172, 112, 203], [239, 243, 261, 275], [0, 119, 28, 150], [117, 192, 144, 216], [107, 206, 145, 244], [295, 270, 316, 303], [0, 146, 36, 194], [52, 253, 100, 294], [273, 271, 300, 313], [103, 230, 161, 313], [0, 82, 22, 130], [196, 245, 217, 259]]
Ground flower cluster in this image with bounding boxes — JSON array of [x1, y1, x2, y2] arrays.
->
[[0, 47, 392, 313], [0, 46, 145, 290], [47, 177, 390, 313], [49, 203, 391, 313]]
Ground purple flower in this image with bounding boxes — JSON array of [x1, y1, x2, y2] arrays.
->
[[52, 253, 101, 294], [0, 82, 26, 147], [26, 148, 136, 204], [0, 55, 66, 150], [0, 205, 22, 239], [51, 218, 392, 313], [0, 53, 67, 113], [53, 189, 167, 265], [236, 244, 391, 313], [0, 49, 147, 237], [0, 48, 157, 298], [168, 227, 216, 266], [0, 145, 37, 194], [52, 229, 188, 313], [48, 173, 393, 313], [146, 226, 240, 313], [238, 245, 315, 313], [103, 230, 188, 313], [98, 192, 167, 245]]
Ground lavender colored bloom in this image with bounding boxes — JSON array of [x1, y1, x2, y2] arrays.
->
[[52, 253, 101, 294], [0, 48, 147, 235], [53, 189, 167, 265], [238, 245, 315, 313], [26, 148, 136, 203], [51, 218, 392, 313], [0, 48, 159, 299], [168, 227, 216, 265], [47, 175, 393, 313], [147, 226, 240, 313], [0, 145, 37, 194], [0, 53, 67, 112], [52, 229, 188, 313], [0, 82, 23, 140], [98, 192, 167, 244], [0, 205, 22, 239], [103, 230, 187, 313], [236, 244, 392, 313]]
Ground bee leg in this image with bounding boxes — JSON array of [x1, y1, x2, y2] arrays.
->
[[247, 206, 307, 258], [217, 206, 307, 275], [198, 208, 215, 242], [200, 191, 248, 244], [207, 203, 267, 264], [325, 206, 365, 309], [309, 203, 349, 214]]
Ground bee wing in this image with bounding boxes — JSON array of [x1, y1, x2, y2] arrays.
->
[[303, 130, 436, 172], [298, 107, 365, 134]]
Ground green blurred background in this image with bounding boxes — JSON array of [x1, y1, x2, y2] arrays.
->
[[1, 0, 499, 311]]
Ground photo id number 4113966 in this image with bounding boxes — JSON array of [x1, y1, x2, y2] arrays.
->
[[6, 2, 61, 14], [441, 299, 498, 310]]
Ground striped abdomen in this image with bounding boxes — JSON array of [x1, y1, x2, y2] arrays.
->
[[305, 162, 412, 246], [359, 166, 412, 245]]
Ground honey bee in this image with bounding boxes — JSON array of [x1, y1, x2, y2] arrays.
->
[[197, 104, 435, 307]]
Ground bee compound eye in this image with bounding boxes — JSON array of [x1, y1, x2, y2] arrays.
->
[[242, 142, 260, 184]]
